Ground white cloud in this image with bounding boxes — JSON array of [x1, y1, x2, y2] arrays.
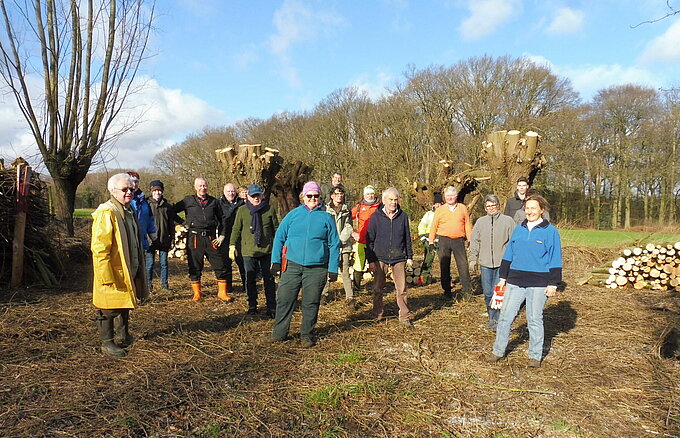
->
[[525, 54, 663, 100], [0, 76, 226, 169], [458, 0, 519, 41], [350, 71, 395, 101], [638, 18, 680, 64], [546, 7, 584, 35], [268, 0, 345, 87]]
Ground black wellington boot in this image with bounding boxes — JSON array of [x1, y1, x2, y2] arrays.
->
[[98, 310, 126, 358], [114, 309, 137, 348]]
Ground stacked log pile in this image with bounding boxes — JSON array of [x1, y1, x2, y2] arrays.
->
[[582, 242, 680, 291], [0, 160, 63, 286], [167, 225, 188, 260]]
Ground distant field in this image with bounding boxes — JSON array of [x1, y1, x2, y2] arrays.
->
[[559, 229, 680, 248], [73, 208, 95, 218]]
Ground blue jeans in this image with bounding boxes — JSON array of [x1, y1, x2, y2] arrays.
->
[[146, 250, 169, 287], [480, 266, 500, 325], [492, 283, 548, 361]]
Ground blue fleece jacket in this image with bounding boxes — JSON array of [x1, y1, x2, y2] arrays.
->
[[271, 204, 340, 273], [499, 219, 562, 287]]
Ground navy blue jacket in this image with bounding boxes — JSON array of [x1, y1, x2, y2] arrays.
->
[[499, 219, 562, 287], [366, 205, 413, 265]]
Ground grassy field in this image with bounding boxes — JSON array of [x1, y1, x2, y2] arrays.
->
[[559, 229, 680, 248], [73, 208, 95, 217]]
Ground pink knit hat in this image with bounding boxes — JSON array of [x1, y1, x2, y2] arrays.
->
[[302, 181, 320, 195]]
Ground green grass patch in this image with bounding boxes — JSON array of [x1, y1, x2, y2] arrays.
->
[[331, 351, 363, 365], [550, 418, 583, 435], [303, 380, 396, 411], [559, 229, 680, 248], [73, 208, 95, 218]]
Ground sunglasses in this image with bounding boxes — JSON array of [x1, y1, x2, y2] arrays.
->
[[306, 194, 320, 199], [117, 187, 134, 193]]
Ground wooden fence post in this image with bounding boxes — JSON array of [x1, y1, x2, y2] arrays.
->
[[11, 162, 32, 287]]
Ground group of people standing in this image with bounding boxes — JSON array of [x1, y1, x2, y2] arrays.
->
[[91, 172, 562, 368]]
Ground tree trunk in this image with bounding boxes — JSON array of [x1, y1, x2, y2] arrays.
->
[[594, 172, 602, 229], [52, 177, 78, 236], [624, 191, 631, 229]]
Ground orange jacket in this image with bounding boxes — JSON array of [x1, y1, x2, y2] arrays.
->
[[351, 200, 380, 244], [429, 203, 472, 242]]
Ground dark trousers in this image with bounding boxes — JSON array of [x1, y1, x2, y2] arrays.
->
[[438, 236, 472, 293], [421, 240, 436, 281], [186, 232, 227, 282], [272, 262, 327, 341], [243, 254, 276, 310], [220, 243, 246, 290]]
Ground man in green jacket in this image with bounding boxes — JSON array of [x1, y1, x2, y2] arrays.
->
[[229, 184, 279, 317]]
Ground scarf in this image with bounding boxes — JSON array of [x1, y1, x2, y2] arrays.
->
[[246, 198, 269, 247]]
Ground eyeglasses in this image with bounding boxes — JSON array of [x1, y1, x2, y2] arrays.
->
[[306, 194, 320, 199], [332, 192, 344, 196], [485, 204, 498, 209], [116, 187, 134, 193]]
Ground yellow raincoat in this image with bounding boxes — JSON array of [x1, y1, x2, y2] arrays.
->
[[91, 200, 148, 309]]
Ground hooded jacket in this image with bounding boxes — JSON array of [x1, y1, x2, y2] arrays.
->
[[272, 203, 340, 273], [130, 191, 156, 251], [469, 211, 516, 268], [326, 202, 354, 254], [366, 205, 413, 265], [146, 196, 184, 251], [91, 199, 148, 309]]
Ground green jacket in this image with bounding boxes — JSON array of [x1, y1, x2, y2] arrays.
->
[[230, 203, 279, 257]]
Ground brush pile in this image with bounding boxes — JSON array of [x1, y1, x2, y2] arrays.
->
[[0, 162, 63, 286], [583, 242, 680, 291]]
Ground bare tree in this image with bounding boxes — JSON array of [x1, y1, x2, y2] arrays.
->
[[0, 0, 155, 235]]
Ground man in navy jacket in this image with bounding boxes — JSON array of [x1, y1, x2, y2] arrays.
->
[[366, 187, 414, 328]]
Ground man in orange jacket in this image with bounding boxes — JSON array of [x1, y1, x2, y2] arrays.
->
[[429, 186, 473, 299]]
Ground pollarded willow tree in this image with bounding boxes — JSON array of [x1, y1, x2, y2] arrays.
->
[[0, 0, 155, 235]]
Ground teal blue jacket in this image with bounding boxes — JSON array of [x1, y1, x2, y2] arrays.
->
[[272, 204, 340, 273]]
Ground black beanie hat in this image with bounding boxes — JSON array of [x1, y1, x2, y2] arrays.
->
[[433, 192, 443, 204], [149, 180, 164, 191]]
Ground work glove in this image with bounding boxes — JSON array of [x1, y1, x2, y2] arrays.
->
[[149, 232, 158, 241], [419, 234, 428, 244], [212, 235, 225, 247], [328, 272, 338, 282], [406, 259, 413, 268], [490, 285, 506, 310], [271, 263, 281, 276], [228, 245, 237, 260], [469, 260, 477, 272]]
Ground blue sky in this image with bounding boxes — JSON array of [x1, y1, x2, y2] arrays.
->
[[1, 0, 679, 170]]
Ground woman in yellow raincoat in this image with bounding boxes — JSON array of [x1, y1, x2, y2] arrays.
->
[[91, 173, 148, 357]]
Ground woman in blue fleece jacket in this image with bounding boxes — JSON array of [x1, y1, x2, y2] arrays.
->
[[269, 182, 340, 347], [487, 195, 562, 368]]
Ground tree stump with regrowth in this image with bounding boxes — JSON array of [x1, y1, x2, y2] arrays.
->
[[215, 144, 314, 216], [409, 130, 546, 213]]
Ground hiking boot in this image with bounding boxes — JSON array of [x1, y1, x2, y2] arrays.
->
[[485, 353, 503, 363], [265, 308, 276, 319], [300, 338, 316, 348], [345, 298, 357, 311], [443, 290, 453, 300], [399, 319, 414, 330], [528, 359, 541, 368], [247, 307, 258, 315], [263, 335, 286, 344], [320, 295, 329, 305]]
